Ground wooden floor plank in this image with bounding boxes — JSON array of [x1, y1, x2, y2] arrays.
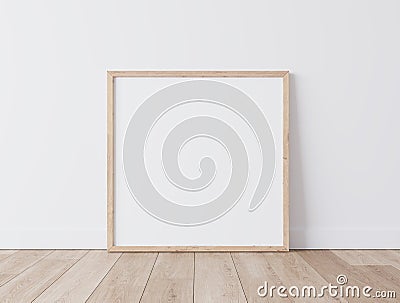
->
[[331, 250, 379, 265], [332, 249, 400, 269], [233, 252, 344, 302], [353, 264, 400, 287], [195, 253, 246, 303], [231, 252, 287, 303], [140, 253, 193, 303], [33, 250, 121, 303], [0, 250, 87, 303], [298, 250, 399, 303], [0, 250, 17, 262], [298, 250, 360, 286], [0, 250, 398, 302], [46, 250, 88, 260], [86, 253, 157, 303], [270, 252, 344, 302], [0, 250, 52, 287], [362, 250, 400, 270]]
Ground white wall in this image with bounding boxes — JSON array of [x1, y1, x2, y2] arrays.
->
[[1, 0, 399, 249]]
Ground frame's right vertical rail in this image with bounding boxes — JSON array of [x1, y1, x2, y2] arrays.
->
[[282, 72, 290, 250]]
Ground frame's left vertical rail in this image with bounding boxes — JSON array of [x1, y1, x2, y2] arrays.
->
[[107, 72, 115, 251]]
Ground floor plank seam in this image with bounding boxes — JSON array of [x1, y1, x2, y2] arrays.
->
[[230, 253, 249, 303], [0, 250, 19, 264], [84, 252, 123, 303], [138, 252, 159, 303], [0, 250, 55, 289], [30, 250, 90, 303]]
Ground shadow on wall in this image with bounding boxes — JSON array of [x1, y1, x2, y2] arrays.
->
[[289, 74, 309, 248]]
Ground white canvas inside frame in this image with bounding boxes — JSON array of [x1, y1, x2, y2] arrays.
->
[[114, 77, 283, 246]]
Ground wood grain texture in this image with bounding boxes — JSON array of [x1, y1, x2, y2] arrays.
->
[[0, 250, 398, 302], [140, 253, 193, 303], [33, 250, 120, 303], [332, 250, 383, 265], [0, 250, 52, 287], [232, 252, 343, 302], [298, 250, 400, 303], [267, 252, 344, 302], [362, 250, 400, 270], [298, 251, 354, 285], [0, 250, 87, 303], [195, 253, 246, 303], [231, 252, 286, 302], [87, 253, 157, 303], [333, 250, 400, 269], [0, 250, 17, 262], [353, 264, 400, 286]]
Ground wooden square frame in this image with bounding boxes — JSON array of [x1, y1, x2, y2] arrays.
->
[[107, 71, 289, 252]]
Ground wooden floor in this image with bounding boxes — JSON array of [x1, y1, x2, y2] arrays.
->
[[0, 250, 398, 302]]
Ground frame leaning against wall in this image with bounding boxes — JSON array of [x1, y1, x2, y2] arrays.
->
[[107, 71, 289, 252]]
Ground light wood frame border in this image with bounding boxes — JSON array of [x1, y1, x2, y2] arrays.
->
[[107, 71, 289, 252]]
